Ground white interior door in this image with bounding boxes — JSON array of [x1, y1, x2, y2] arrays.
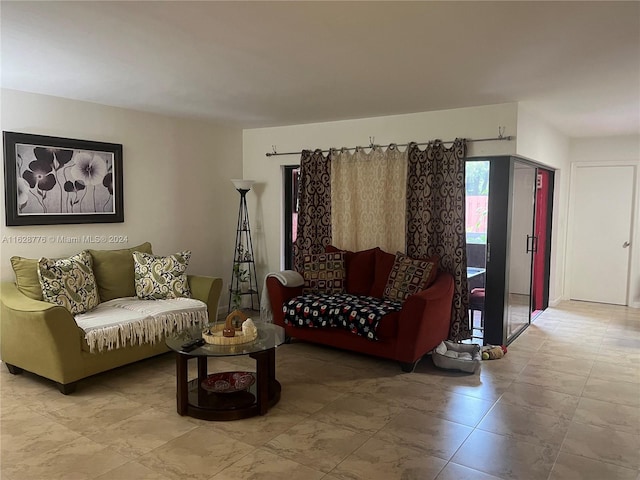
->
[[569, 164, 634, 305]]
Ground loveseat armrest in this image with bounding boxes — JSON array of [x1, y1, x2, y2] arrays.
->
[[395, 272, 455, 364], [0, 282, 84, 383], [187, 275, 222, 321], [266, 277, 304, 327]]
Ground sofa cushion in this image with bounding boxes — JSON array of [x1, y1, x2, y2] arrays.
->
[[133, 250, 191, 300], [302, 252, 346, 294], [383, 252, 438, 302], [325, 245, 377, 295], [89, 242, 153, 302], [10, 256, 44, 300], [37, 251, 100, 315], [369, 248, 396, 298]]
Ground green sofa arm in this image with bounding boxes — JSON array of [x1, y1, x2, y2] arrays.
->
[[187, 275, 223, 321], [0, 282, 84, 384]]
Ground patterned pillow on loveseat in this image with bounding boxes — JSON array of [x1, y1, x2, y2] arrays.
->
[[383, 252, 438, 302], [302, 252, 346, 294]]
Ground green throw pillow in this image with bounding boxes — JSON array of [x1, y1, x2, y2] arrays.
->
[[88, 242, 153, 301], [10, 256, 44, 300], [37, 251, 100, 314], [133, 250, 191, 300]]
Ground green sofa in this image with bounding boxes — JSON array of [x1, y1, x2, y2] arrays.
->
[[0, 244, 222, 394]]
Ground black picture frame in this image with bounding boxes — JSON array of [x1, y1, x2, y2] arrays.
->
[[3, 131, 123, 226]]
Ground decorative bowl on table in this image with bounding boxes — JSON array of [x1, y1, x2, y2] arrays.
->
[[202, 310, 258, 345], [201, 371, 256, 393]]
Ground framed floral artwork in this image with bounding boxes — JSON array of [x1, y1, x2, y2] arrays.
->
[[3, 131, 123, 226]]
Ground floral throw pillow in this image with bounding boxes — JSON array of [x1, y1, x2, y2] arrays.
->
[[302, 252, 346, 294], [383, 252, 437, 302], [37, 250, 100, 315], [133, 251, 191, 300]]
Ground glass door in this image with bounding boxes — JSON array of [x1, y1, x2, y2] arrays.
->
[[483, 156, 555, 346], [506, 161, 536, 340]]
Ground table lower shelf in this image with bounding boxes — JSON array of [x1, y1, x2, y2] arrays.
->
[[183, 377, 281, 421]]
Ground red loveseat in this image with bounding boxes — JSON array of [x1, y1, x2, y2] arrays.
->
[[266, 247, 454, 372]]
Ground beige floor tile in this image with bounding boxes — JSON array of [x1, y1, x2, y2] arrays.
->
[[0, 408, 84, 464], [1, 300, 638, 480], [95, 460, 173, 480], [582, 377, 640, 407], [410, 390, 494, 427], [2, 435, 129, 480], [451, 429, 558, 480], [524, 351, 594, 376], [205, 406, 308, 446], [43, 389, 148, 435], [514, 364, 588, 396], [138, 427, 254, 480], [477, 401, 571, 447], [211, 448, 325, 480], [276, 381, 344, 415], [598, 345, 640, 366], [86, 407, 198, 459], [561, 421, 640, 470], [498, 381, 580, 419], [351, 375, 436, 407], [311, 393, 401, 433], [434, 462, 504, 480], [590, 361, 640, 384], [264, 418, 369, 473], [573, 397, 640, 435], [330, 437, 447, 480], [375, 409, 472, 460], [549, 452, 638, 480]]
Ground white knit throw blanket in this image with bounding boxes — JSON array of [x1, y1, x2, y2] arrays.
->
[[260, 270, 304, 323], [75, 297, 208, 353]]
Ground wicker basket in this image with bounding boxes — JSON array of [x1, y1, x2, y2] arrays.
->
[[202, 310, 258, 346]]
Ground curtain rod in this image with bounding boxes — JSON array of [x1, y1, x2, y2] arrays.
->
[[265, 134, 514, 157]]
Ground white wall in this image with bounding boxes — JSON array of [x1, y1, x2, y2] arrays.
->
[[0, 89, 242, 313], [568, 135, 640, 307], [243, 103, 519, 281], [516, 106, 571, 306]]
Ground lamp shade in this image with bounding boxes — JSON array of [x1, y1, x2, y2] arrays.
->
[[231, 179, 255, 191]]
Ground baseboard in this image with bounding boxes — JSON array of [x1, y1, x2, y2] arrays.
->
[[548, 296, 564, 307]]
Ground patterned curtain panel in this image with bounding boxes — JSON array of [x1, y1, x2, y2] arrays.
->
[[331, 146, 407, 253], [406, 139, 470, 341], [293, 149, 332, 273]]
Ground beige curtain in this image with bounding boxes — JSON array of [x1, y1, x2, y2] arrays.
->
[[331, 145, 407, 253]]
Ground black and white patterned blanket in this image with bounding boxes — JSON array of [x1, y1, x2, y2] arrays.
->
[[283, 293, 402, 341]]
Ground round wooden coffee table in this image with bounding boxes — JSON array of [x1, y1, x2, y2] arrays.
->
[[166, 322, 285, 421]]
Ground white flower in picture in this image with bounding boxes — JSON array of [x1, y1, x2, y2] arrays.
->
[[70, 152, 108, 185], [16, 177, 30, 211]]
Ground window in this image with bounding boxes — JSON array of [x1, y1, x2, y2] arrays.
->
[[465, 161, 489, 244], [283, 166, 299, 270]]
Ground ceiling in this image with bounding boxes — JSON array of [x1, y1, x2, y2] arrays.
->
[[2, 1, 639, 137]]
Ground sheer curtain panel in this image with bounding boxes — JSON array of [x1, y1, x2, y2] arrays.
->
[[331, 146, 407, 253]]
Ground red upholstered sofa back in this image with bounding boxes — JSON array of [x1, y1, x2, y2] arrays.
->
[[323, 245, 402, 298], [325, 245, 439, 299]]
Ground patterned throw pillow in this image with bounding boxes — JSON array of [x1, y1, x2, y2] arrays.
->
[[37, 251, 100, 315], [383, 252, 437, 302], [302, 252, 346, 294], [133, 251, 191, 300]]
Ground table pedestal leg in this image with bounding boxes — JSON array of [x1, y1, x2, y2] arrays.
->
[[250, 348, 275, 415], [176, 353, 188, 416]]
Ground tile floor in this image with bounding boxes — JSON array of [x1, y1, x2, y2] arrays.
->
[[1, 300, 639, 480]]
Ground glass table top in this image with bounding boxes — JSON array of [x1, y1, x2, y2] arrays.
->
[[165, 321, 285, 357]]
